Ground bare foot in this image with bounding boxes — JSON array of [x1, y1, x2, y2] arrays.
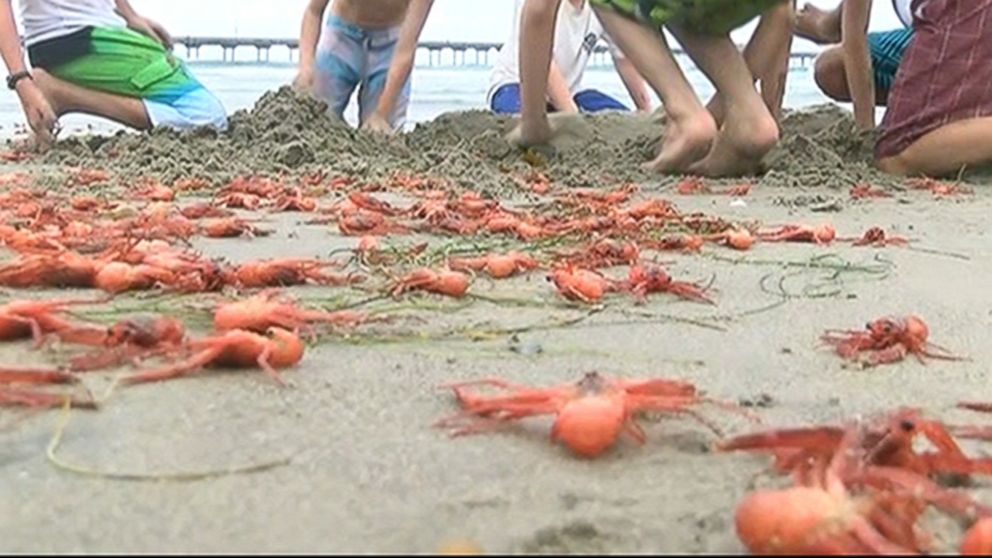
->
[[795, 3, 842, 45], [644, 110, 717, 174], [688, 104, 779, 178]]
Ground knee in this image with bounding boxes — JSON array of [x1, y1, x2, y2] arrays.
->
[[876, 153, 911, 176], [754, 116, 781, 155], [813, 50, 850, 101], [203, 95, 229, 131]]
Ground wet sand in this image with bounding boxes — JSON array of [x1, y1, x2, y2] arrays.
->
[[2, 93, 992, 553]]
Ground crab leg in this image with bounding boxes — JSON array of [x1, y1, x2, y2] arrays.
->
[[120, 346, 225, 386], [717, 426, 846, 453], [920, 344, 966, 361], [440, 378, 536, 393], [255, 346, 287, 387], [2, 314, 44, 346], [622, 419, 648, 445], [620, 378, 698, 397], [857, 465, 992, 519], [53, 324, 111, 346], [436, 403, 556, 437], [959, 402, 992, 413], [0, 387, 97, 409], [0, 367, 76, 385]]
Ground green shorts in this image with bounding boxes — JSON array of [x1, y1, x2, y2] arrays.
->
[[590, 0, 785, 36], [28, 26, 201, 103], [27, 25, 227, 129]]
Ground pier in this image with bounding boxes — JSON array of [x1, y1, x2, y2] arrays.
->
[[173, 37, 819, 67]]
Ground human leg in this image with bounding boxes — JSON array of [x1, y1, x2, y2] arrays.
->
[[572, 89, 629, 113], [794, 1, 843, 44], [33, 68, 150, 129], [878, 116, 992, 176], [708, 1, 794, 124], [814, 29, 912, 105], [312, 15, 366, 120], [813, 47, 852, 101], [144, 87, 228, 131], [755, 2, 796, 122], [590, 4, 716, 173], [875, 0, 992, 176], [33, 26, 228, 131], [671, 28, 780, 176]]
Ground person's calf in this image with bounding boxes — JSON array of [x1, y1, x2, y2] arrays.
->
[[30, 69, 66, 116], [877, 117, 992, 177], [34, 68, 150, 130]]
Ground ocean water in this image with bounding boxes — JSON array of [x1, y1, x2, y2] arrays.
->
[[0, 59, 836, 139]]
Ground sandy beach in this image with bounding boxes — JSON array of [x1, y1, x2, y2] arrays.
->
[[2, 89, 991, 554]]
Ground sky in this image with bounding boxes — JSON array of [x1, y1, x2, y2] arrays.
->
[[131, 0, 905, 50]]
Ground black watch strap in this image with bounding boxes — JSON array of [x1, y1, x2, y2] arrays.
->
[[7, 71, 32, 90]]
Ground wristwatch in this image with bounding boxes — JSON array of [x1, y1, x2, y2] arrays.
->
[[7, 70, 32, 90]]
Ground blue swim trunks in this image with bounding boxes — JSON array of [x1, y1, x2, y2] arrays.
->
[[867, 28, 914, 93], [490, 83, 629, 114], [312, 15, 411, 130]]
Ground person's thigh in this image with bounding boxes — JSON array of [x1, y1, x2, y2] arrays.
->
[[144, 87, 228, 131], [45, 27, 202, 101], [312, 16, 365, 119], [490, 84, 523, 114], [876, 0, 992, 161], [572, 89, 630, 113], [358, 28, 411, 128]]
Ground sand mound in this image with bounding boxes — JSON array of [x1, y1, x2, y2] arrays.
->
[[37, 87, 898, 193]]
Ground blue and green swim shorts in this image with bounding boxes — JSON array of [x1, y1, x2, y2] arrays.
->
[[28, 26, 227, 130], [867, 28, 914, 93], [589, 0, 786, 35]]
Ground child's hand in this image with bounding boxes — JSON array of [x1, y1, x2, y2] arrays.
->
[[360, 113, 395, 135], [292, 68, 315, 93], [128, 16, 173, 49]]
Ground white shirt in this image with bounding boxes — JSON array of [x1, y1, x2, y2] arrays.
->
[[893, 0, 914, 28], [18, 0, 125, 47], [487, 0, 624, 104]]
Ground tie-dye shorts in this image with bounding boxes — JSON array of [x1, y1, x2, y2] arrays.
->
[[312, 15, 411, 130]]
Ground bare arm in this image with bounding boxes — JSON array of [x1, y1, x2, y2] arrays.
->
[[752, 1, 794, 122], [364, 0, 434, 131], [0, 0, 57, 147], [515, 0, 562, 145], [547, 59, 579, 113], [612, 56, 651, 112], [0, 0, 27, 76], [841, 0, 875, 130], [296, 0, 330, 87], [113, 0, 138, 20], [114, 0, 172, 47]]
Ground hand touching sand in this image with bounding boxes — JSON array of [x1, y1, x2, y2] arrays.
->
[[505, 113, 591, 152]]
